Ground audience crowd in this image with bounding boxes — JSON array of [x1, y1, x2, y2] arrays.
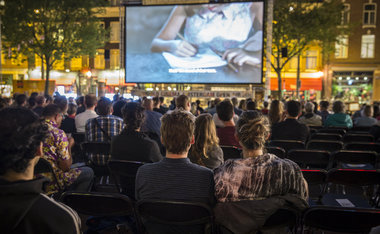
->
[[1, 92, 380, 233]]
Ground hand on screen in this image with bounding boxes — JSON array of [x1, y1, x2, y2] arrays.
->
[[222, 48, 260, 66], [171, 40, 197, 57]]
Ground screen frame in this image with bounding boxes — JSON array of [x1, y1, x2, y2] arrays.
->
[[124, 0, 265, 85]]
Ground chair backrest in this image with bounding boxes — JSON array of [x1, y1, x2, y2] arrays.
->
[[309, 126, 324, 131], [81, 142, 111, 155], [318, 128, 346, 136], [72, 132, 86, 145], [301, 169, 327, 185], [349, 126, 371, 133], [261, 209, 298, 230], [221, 146, 242, 161], [287, 150, 331, 169], [331, 150, 377, 168], [34, 158, 63, 191], [269, 140, 305, 153], [60, 192, 135, 217], [137, 200, 214, 226], [343, 133, 374, 143], [265, 146, 286, 159], [311, 133, 342, 141], [326, 169, 380, 187], [307, 140, 343, 152], [302, 206, 380, 233], [344, 142, 380, 153], [108, 160, 145, 198]]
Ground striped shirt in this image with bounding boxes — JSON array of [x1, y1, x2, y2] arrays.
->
[[85, 115, 123, 165]]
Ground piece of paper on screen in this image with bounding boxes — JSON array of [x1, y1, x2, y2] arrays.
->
[[162, 50, 227, 69]]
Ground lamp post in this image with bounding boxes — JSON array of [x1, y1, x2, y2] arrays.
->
[[0, 0, 5, 95]]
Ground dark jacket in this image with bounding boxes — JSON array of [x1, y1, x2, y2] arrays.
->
[[271, 119, 309, 142], [214, 195, 308, 234], [0, 177, 81, 234]]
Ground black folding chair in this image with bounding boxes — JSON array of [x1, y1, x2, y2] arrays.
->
[[260, 209, 298, 233], [137, 200, 215, 234], [302, 206, 380, 233], [302, 169, 327, 205], [61, 191, 141, 233], [331, 150, 378, 169], [345, 142, 380, 154], [71, 132, 86, 163], [307, 140, 343, 152], [343, 133, 374, 143], [310, 133, 342, 141], [321, 169, 380, 208], [309, 126, 324, 131], [266, 146, 286, 159], [349, 126, 371, 134], [318, 128, 347, 136], [81, 142, 111, 186], [34, 157, 64, 194], [108, 160, 145, 200], [268, 140, 305, 153], [287, 149, 331, 169], [221, 145, 242, 161]]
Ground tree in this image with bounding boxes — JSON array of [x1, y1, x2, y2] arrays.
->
[[271, 0, 351, 99], [2, 0, 107, 95]]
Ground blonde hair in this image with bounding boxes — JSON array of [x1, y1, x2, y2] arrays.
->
[[268, 100, 283, 125], [237, 114, 270, 150], [189, 114, 219, 166]]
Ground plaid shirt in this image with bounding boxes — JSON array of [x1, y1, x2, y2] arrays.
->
[[85, 115, 123, 165]]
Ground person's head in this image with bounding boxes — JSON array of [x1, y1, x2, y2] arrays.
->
[[305, 102, 315, 114], [76, 96, 84, 106], [161, 111, 195, 154], [97, 98, 113, 116], [320, 101, 329, 111], [236, 111, 270, 153], [159, 96, 165, 105], [263, 101, 269, 109], [84, 94, 97, 109], [30, 92, 38, 99], [44, 94, 53, 105], [231, 97, 238, 107], [246, 101, 257, 111], [332, 101, 344, 114], [143, 99, 154, 111], [42, 104, 64, 127], [238, 99, 246, 110], [285, 100, 301, 118], [112, 100, 127, 119], [214, 98, 222, 106], [363, 105, 373, 117], [68, 97, 75, 103], [268, 100, 283, 124], [15, 94, 27, 107], [0, 98, 8, 110], [175, 95, 190, 111], [67, 103, 77, 116], [35, 95, 46, 107], [153, 96, 160, 108], [28, 96, 36, 108], [53, 96, 68, 114], [312, 101, 318, 114], [216, 100, 234, 122], [196, 99, 201, 106], [0, 108, 48, 178], [122, 102, 145, 132]]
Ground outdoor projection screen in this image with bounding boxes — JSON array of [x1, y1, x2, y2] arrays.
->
[[125, 1, 264, 84]]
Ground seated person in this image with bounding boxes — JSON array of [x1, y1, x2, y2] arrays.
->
[[141, 99, 162, 138], [354, 105, 377, 127], [216, 100, 241, 147], [42, 104, 93, 194], [32, 95, 46, 116], [214, 111, 308, 233], [189, 114, 224, 169], [0, 107, 81, 234], [298, 102, 322, 126], [318, 101, 330, 125], [135, 110, 215, 233], [85, 98, 123, 165], [324, 101, 353, 128], [60, 103, 77, 135], [271, 100, 309, 142], [75, 94, 98, 133]]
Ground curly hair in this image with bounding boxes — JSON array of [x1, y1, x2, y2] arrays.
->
[[0, 107, 48, 175], [122, 102, 145, 133], [236, 111, 270, 150]]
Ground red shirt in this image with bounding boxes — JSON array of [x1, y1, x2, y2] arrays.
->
[[217, 126, 241, 148]]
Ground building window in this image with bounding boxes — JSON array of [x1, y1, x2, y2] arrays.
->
[[361, 34, 375, 58], [94, 49, 105, 69], [110, 49, 120, 69], [341, 4, 350, 25], [305, 50, 318, 69], [363, 3, 376, 26], [110, 22, 120, 43], [335, 35, 349, 59], [288, 57, 298, 70]]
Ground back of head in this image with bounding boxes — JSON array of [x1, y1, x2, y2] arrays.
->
[[113, 100, 127, 118], [236, 111, 269, 151], [216, 100, 234, 121], [364, 105, 373, 117], [76, 96, 84, 106], [161, 111, 195, 154], [142, 99, 153, 111], [320, 101, 329, 110], [35, 95, 46, 106], [122, 102, 145, 132], [246, 101, 257, 111], [0, 108, 48, 175], [231, 97, 238, 106], [42, 104, 62, 118], [97, 98, 112, 116], [84, 94, 97, 109], [53, 96, 68, 113], [332, 101, 344, 113], [15, 94, 27, 107], [28, 96, 36, 108], [159, 96, 164, 104], [175, 95, 189, 110], [268, 100, 283, 124], [286, 100, 301, 117], [44, 94, 53, 105], [263, 101, 269, 108], [214, 98, 222, 106], [152, 96, 160, 106], [67, 103, 77, 116], [191, 113, 219, 160], [305, 102, 314, 113]]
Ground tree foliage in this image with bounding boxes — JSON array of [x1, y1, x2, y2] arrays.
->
[[2, 0, 108, 95], [271, 0, 352, 99]]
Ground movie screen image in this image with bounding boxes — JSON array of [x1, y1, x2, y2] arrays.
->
[[125, 1, 264, 84]]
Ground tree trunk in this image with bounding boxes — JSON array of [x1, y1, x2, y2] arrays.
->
[[296, 52, 301, 100], [276, 70, 282, 100], [41, 55, 45, 80], [44, 56, 50, 96]]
